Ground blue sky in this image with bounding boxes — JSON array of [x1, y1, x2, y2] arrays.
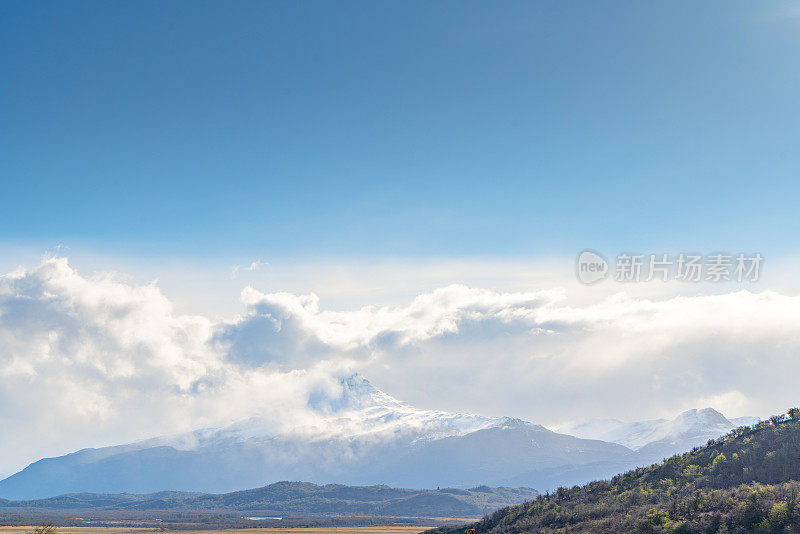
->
[[2, 1, 800, 258], [6, 1, 800, 476]]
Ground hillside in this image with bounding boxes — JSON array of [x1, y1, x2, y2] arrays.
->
[[0, 482, 538, 519], [432, 408, 800, 533]]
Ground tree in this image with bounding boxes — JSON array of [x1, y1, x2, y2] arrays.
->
[[771, 414, 787, 426], [29, 525, 55, 534]]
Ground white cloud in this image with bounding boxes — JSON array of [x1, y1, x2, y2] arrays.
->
[[230, 259, 267, 280], [215, 284, 561, 366], [1, 257, 800, 477], [0, 258, 350, 477], [247, 260, 266, 271]]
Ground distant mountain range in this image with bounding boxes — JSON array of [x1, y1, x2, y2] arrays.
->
[[559, 408, 760, 460], [0, 375, 758, 500], [0, 481, 539, 519]]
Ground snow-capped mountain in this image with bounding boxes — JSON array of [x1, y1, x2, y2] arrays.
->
[[730, 416, 762, 427], [142, 374, 505, 451], [0, 376, 756, 500], [560, 408, 760, 462]]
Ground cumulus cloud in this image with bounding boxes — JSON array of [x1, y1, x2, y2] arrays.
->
[[1, 257, 800, 477], [214, 285, 561, 367], [0, 258, 349, 476], [360, 290, 800, 428]]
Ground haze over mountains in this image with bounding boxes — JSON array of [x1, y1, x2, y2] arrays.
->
[[0, 375, 757, 500], [559, 408, 760, 460]]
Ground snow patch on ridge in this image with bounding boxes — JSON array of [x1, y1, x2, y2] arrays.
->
[[138, 374, 507, 451], [560, 407, 756, 450]]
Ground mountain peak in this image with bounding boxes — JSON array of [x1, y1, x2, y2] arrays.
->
[[560, 407, 750, 452], [495, 417, 547, 432], [306, 373, 404, 414], [672, 407, 731, 429]]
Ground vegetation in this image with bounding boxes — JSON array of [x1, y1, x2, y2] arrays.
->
[[0, 482, 537, 519], [432, 408, 800, 533], [181, 482, 536, 516]]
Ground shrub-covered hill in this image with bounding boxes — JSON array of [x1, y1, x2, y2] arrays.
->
[[431, 408, 800, 533]]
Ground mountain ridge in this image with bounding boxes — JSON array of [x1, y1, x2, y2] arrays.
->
[[0, 375, 756, 500]]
